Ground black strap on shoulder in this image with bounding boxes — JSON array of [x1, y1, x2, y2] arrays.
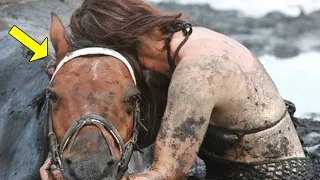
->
[[284, 99, 296, 118], [165, 21, 193, 72]]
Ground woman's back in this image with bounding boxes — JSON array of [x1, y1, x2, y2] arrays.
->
[[178, 26, 305, 163]]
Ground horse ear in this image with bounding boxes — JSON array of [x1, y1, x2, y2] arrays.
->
[[49, 12, 70, 62]]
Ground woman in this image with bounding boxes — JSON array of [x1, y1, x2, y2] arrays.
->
[[41, 0, 315, 179]]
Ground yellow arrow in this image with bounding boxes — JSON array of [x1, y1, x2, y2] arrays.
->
[[8, 25, 48, 62]]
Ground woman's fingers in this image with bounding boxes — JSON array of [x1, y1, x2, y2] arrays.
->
[[52, 169, 64, 180], [40, 159, 54, 180], [40, 157, 64, 180]]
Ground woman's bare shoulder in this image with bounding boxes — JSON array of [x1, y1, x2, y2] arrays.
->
[[192, 26, 231, 39], [186, 26, 253, 59]]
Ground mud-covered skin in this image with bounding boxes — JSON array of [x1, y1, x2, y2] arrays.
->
[[125, 170, 166, 180], [124, 27, 306, 179], [224, 115, 304, 162], [150, 58, 217, 180]]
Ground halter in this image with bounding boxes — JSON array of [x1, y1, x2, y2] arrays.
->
[[46, 47, 140, 179]]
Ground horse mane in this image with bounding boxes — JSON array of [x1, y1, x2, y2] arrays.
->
[[31, 89, 47, 119]]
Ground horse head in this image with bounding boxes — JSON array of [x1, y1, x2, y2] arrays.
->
[[35, 13, 156, 180]]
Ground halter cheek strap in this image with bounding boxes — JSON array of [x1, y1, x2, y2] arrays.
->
[[50, 47, 137, 85]]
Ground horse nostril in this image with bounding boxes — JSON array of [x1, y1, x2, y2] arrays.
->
[[64, 157, 73, 165], [106, 158, 116, 167]]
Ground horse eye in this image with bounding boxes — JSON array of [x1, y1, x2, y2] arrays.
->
[[126, 95, 140, 104], [125, 94, 140, 113], [47, 91, 58, 103]]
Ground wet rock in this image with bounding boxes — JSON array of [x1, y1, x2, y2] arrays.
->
[[271, 44, 301, 59], [296, 118, 320, 147], [295, 118, 320, 170], [303, 132, 320, 147], [0, 19, 8, 31]]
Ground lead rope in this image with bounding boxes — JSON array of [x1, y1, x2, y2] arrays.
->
[[165, 21, 193, 72]]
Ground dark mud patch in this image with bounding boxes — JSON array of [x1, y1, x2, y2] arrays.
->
[[158, 126, 168, 140], [172, 117, 206, 142], [87, 92, 101, 105]]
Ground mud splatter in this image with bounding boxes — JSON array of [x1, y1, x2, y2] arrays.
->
[[104, 92, 115, 105], [87, 92, 101, 105], [172, 117, 206, 142], [158, 121, 169, 140], [112, 109, 119, 117], [73, 86, 79, 95], [266, 143, 283, 158], [280, 137, 290, 156]]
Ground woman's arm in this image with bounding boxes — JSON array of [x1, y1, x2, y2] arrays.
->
[[125, 58, 217, 179]]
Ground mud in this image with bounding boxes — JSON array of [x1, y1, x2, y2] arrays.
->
[[172, 117, 206, 142]]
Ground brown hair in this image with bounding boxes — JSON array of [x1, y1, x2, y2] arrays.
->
[[67, 0, 183, 141], [69, 0, 183, 58]]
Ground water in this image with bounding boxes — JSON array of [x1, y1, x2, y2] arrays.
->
[[151, 0, 320, 17], [150, 0, 320, 118], [260, 52, 320, 118]]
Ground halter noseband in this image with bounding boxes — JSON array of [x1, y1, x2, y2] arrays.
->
[[46, 47, 140, 179]]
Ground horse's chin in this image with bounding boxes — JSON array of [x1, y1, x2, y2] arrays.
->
[[61, 151, 120, 180]]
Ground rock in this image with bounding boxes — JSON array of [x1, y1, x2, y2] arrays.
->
[[271, 44, 301, 58], [295, 118, 320, 170], [0, 19, 8, 31]]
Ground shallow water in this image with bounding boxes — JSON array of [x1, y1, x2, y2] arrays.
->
[[260, 52, 320, 118]]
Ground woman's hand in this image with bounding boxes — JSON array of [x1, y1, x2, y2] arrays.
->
[[121, 170, 166, 180], [40, 158, 64, 180]]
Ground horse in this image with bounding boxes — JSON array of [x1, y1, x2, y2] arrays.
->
[[31, 13, 167, 180]]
